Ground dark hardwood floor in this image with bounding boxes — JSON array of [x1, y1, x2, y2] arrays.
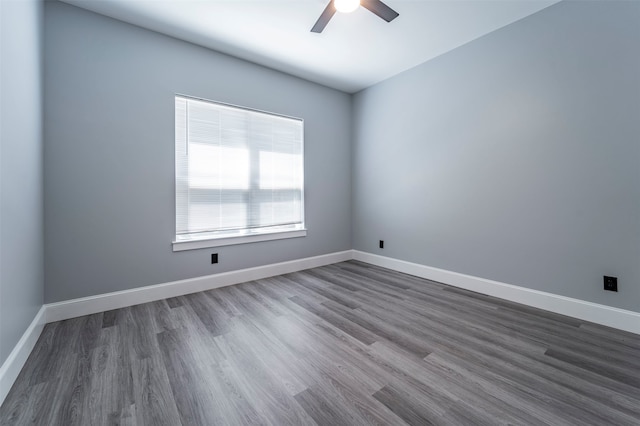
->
[[2, 260, 639, 425]]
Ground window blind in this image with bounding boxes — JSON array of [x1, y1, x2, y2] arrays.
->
[[175, 95, 304, 241]]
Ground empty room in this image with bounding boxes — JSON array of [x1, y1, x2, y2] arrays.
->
[[1, 0, 639, 424]]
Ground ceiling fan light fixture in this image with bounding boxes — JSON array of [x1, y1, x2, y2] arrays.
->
[[311, 0, 398, 33], [334, 0, 360, 14]]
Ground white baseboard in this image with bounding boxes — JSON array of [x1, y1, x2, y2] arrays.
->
[[3, 249, 639, 408], [353, 250, 640, 335], [45, 250, 353, 323], [0, 306, 46, 406]]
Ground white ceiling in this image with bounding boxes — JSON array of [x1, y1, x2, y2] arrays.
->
[[60, 0, 560, 93]]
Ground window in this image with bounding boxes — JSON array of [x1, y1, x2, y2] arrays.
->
[[173, 95, 305, 251]]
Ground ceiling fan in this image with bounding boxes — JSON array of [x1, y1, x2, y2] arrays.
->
[[311, 0, 399, 33]]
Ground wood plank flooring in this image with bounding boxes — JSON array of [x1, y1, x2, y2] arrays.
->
[[2, 260, 639, 425]]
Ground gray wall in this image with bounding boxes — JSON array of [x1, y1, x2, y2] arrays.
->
[[0, 0, 45, 364], [44, 1, 352, 303], [352, 0, 640, 312]]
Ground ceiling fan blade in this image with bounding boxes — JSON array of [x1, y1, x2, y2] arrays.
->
[[361, 0, 399, 22], [311, 1, 337, 33]]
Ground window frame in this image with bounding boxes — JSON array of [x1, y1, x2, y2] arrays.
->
[[172, 94, 306, 252]]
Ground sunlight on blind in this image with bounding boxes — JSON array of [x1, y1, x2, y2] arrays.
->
[[175, 96, 304, 241], [188, 144, 249, 190]]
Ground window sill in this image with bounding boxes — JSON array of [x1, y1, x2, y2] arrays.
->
[[172, 229, 307, 252]]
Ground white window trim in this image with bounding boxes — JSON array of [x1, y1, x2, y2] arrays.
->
[[174, 94, 306, 252], [172, 228, 307, 251]]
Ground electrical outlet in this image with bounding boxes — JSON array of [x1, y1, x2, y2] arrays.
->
[[603, 276, 617, 292], [211, 253, 218, 264], [379, 240, 384, 249]]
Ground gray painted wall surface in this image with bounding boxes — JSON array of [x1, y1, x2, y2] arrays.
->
[[352, 0, 640, 311], [0, 0, 45, 364], [44, 2, 352, 303]]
